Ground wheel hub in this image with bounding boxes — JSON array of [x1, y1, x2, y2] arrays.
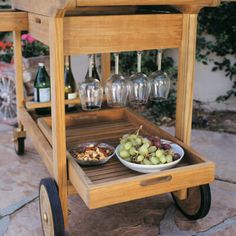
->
[[0, 76, 17, 119], [43, 212, 48, 223]]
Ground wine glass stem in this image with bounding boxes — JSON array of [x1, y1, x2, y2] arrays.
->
[[137, 52, 142, 73], [115, 53, 119, 75], [158, 50, 162, 71], [89, 54, 93, 77]]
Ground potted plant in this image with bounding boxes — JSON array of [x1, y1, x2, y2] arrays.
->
[[0, 33, 49, 125]]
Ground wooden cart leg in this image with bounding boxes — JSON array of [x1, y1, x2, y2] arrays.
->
[[101, 53, 111, 87], [174, 14, 198, 200], [49, 17, 68, 225], [13, 31, 25, 132], [175, 13, 198, 145]]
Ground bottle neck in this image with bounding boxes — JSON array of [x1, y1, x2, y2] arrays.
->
[[114, 53, 119, 75], [65, 56, 71, 70], [137, 51, 142, 73]]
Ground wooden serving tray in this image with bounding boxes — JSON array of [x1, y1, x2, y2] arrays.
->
[[38, 108, 215, 209]]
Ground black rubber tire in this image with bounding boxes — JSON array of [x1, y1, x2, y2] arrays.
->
[[172, 184, 211, 220], [39, 178, 65, 236], [14, 137, 25, 156]]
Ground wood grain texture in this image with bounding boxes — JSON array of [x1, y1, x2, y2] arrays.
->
[[37, 108, 215, 209], [64, 14, 183, 54], [13, 31, 25, 129], [18, 108, 54, 176], [175, 14, 198, 145], [0, 12, 28, 32], [49, 17, 68, 224], [101, 53, 111, 87], [76, 0, 220, 7], [28, 13, 49, 46], [88, 162, 214, 209], [12, 0, 76, 16], [25, 98, 80, 110]]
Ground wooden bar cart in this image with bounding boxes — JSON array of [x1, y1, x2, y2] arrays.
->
[[1, 0, 220, 235]]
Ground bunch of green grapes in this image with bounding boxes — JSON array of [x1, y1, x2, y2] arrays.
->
[[119, 127, 180, 165]]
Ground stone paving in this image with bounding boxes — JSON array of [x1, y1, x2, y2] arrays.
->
[[0, 123, 236, 236]]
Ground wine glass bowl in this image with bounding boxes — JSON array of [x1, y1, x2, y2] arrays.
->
[[105, 53, 128, 108], [128, 51, 150, 107], [128, 72, 150, 106], [79, 77, 103, 111], [105, 74, 128, 107], [149, 70, 170, 100]]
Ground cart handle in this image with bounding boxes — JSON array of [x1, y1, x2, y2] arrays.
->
[[140, 175, 172, 187]]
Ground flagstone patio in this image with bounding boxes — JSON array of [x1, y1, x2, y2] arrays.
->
[[0, 123, 236, 236]]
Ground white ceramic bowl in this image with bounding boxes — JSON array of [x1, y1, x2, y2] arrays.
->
[[115, 140, 184, 173]]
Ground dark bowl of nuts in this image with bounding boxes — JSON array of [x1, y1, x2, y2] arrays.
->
[[69, 142, 115, 166]]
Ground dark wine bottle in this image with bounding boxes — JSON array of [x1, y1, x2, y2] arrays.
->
[[34, 63, 51, 115], [64, 56, 77, 112], [34, 63, 50, 103], [85, 54, 100, 81]]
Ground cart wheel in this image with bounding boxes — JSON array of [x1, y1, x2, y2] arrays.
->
[[172, 184, 211, 220], [39, 178, 65, 236], [14, 137, 25, 156]]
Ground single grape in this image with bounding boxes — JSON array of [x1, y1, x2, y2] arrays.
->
[[136, 137, 142, 146], [173, 153, 181, 161], [120, 144, 126, 151], [143, 158, 152, 165], [142, 138, 151, 146], [139, 145, 149, 156], [129, 134, 137, 140], [137, 155, 145, 162], [120, 139, 127, 144], [159, 155, 167, 164], [156, 149, 164, 158], [129, 147, 138, 156], [153, 140, 161, 148], [161, 143, 171, 150], [122, 134, 129, 139], [150, 156, 160, 165], [131, 139, 137, 146], [148, 146, 157, 153], [166, 155, 173, 163], [120, 150, 130, 159], [124, 142, 132, 150]]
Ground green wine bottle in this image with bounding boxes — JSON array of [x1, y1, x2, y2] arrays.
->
[[34, 63, 50, 103], [85, 54, 101, 81], [64, 56, 77, 112]]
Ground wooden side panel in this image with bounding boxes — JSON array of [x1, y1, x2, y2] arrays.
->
[[0, 12, 28, 32], [175, 14, 198, 145], [88, 162, 214, 209], [76, 0, 220, 7], [28, 13, 49, 46], [18, 108, 54, 176], [64, 14, 183, 54]]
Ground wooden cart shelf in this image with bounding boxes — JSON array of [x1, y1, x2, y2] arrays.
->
[[37, 108, 215, 209], [25, 97, 81, 110]]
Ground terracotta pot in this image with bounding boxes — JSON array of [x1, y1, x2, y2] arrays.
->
[[0, 55, 49, 126]]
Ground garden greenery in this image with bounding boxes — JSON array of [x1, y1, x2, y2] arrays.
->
[[197, 2, 236, 101]]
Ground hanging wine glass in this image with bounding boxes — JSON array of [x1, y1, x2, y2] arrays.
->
[[78, 54, 103, 111], [105, 53, 128, 107], [128, 51, 150, 106], [149, 50, 171, 100]]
